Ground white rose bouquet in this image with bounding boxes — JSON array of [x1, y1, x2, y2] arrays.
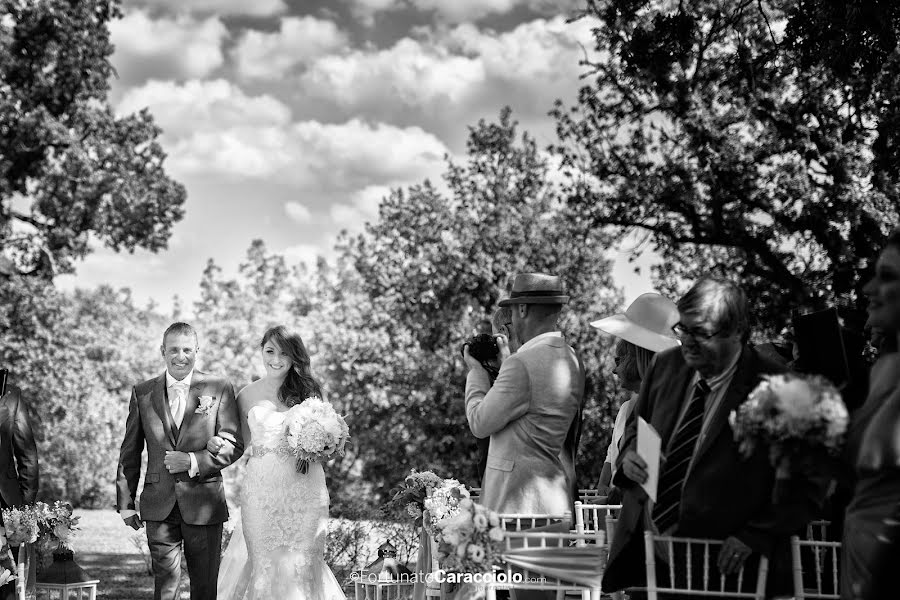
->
[[434, 498, 504, 574], [423, 478, 470, 536], [729, 373, 848, 478], [283, 397, 350, 473]]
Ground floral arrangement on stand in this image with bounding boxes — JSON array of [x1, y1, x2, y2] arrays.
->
[[385, 469, 444, 528], [2, 501, 80, 569], [730, 373, 848, 479], [283, 397, 350, 474], [423, 479, 470, 536], [433, 498, 504, 573]]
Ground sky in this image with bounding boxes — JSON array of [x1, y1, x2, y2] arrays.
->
[[55, 0, 659, 315]]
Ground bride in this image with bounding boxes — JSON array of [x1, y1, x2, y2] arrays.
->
[[215, 325, 345, 600]]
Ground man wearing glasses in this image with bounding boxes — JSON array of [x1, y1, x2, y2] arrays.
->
[[602, 277, 828, 598]]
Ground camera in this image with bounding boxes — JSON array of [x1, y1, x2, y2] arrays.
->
[[462, 333, 499, 362]]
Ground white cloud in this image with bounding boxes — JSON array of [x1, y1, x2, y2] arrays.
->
[[232, 17, 349, 80], [124, 0, 287, 17], [109, 10, 227, 84], [349, 0, 580, 24], [297, 16, 598, 129], [300, 37, 485, 112], [285, 201, 313, 224], [169, 119, 447, 190], [116, 79, 292, 139]]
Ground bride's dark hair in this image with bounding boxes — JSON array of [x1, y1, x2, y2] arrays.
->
[[261, 325, 322, 406]]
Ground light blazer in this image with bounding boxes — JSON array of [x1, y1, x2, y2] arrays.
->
[[0, 386, 38, 507], [603, 346, 829, 595], [116, 371, 243, 525], [466, 335, 585, 514]]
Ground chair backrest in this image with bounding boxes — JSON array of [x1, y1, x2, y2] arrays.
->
[[643, 531, 769, 599], [791, 535, 841, 600], [469, 486, 482, 503], [496, 512, 571, 531], [496, 530, 605, 590], [574, 501, 623, 535], [578, 488, 603, 503], [805, 520, 832, 542]]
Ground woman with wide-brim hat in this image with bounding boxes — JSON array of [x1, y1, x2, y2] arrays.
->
[[591, 293, 679, 498]]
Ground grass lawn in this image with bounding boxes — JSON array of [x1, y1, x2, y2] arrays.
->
[[66, 509, 413, 599], [69, 510, 188, 600]]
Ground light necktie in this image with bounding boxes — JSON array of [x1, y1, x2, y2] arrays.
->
[[170, 382, 188, 429], [653, 379, 711, 533]]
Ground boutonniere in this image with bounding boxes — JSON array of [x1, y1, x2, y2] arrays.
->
[[195, 396, 217, 416]]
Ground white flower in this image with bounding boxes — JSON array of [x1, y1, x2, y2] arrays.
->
[[456, 543, 467, 558], [472, 513, 488, 532], [488, 513, 499, 528], [488, 527, 504, 542], [467, 543, 485, 563]]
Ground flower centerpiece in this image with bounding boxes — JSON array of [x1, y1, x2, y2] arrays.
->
[[2, 501, 80, 569], [283, 397, 350, 474], [385, 469, 444, 528], [729, 373, 848, 478], [433, 498, 504, 574], [423, 479, 470, 536]]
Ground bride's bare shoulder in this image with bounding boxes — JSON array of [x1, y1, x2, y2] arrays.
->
[[237, 379, 266, 413]]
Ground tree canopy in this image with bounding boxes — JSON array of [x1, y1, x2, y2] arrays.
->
[[552, 0, 900, 333], [0, 0, 185, 277]]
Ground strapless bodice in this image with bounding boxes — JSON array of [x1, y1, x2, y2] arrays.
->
[[248, 402, 292, 451]]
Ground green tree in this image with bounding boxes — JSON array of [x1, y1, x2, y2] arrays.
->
[[0, 276, 165, 506], [552, 0, 900, 333], [0, 0, 185, 277], [316, 109, 624, 500]]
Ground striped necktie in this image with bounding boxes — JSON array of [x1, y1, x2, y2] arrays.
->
[[653, 379, 710, 533]]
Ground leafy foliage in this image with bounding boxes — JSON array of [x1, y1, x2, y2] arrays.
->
[[552, 0, 900, 334], [0, 0, 185, 277]]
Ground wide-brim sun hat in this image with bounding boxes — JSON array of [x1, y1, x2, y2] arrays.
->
[[591, 292, 680, 352], [498, 273, 570, 306]]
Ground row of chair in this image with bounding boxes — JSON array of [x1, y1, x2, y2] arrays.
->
[[425, 491, 841, 600]]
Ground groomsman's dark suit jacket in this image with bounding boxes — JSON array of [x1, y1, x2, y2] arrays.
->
[[0, 385, 39, 600], [602, 345, 829, 597], [0, 386, 38, 509]]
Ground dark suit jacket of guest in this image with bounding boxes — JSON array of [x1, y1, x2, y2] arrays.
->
[[116, 371, 243, 525], [0, 386, 39, 507], [602, 345, 829, 595]]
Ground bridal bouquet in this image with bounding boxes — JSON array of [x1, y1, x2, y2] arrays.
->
[[283, 397, 350, 474], [729, 373, 848, 477], [423, 478, 470, 536], [433, 498, 504, 574], [385, 469, 444, 528]]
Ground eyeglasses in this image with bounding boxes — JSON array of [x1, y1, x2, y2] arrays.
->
[[672, 323, 721, 342]]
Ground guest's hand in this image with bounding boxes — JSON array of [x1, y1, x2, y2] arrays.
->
[[123, 515, 143, 531], [621, 450, 648, 484], [463, 344, 485, 372], [717, 536, 752, 575], [494, 334, 512, 362], [207, 435, 227, 455], [164, 451, 191, 474]]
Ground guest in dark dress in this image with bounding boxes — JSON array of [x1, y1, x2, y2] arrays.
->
[[842, 229, 900, 599]]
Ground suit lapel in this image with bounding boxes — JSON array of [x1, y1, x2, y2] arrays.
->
[[692, 346, 756, 466], [176, 372, 205, 446], [152, 374, 177, 448]]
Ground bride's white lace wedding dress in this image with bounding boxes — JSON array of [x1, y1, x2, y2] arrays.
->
[[218, 401, 345, 600]]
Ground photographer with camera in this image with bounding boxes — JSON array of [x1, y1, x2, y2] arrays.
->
[[464, 273, 585, 517]]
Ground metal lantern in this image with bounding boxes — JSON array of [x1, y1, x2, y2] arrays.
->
[[355, 541, 414, 600], [34, 550, 98, 600]]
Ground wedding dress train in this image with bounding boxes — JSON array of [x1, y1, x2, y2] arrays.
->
[[218, 402, 345, 600]]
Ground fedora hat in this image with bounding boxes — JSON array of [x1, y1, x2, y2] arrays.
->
[[498, 273, 570, 306], [591, 293, 679, 352]]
